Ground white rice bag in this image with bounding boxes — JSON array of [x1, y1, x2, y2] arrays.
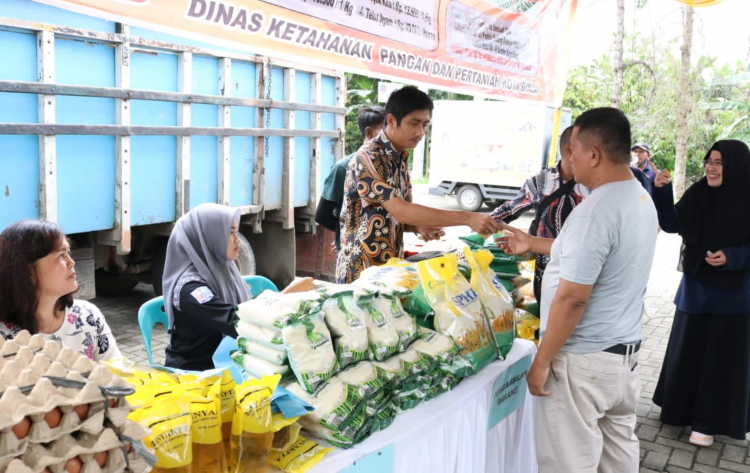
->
[[322, 289, 371, 369], [332, 361, 389, 398], [370, 295, 419, 351], [238, 338, 287, 365], [408, 328, 461, 365], [282, 312, 339, 395], [235, 320, 284, 350], [357, 294, 399, 362], [285, 380, 363, 433], [236, 290, 321, 330], [230, 351, 289, 379]]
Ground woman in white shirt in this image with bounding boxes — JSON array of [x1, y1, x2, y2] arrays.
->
[[0, 220, 121, 361]]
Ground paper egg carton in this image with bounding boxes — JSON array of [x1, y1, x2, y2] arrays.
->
[[2, 428, 133, 473]]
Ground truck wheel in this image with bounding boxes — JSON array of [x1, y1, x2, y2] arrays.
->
[[95, 270, 138, 297], [457, 185, 484, 212], [152, 243, 167, 296], [235, 233, 256, 276]]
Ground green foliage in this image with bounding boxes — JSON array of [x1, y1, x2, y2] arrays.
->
[[563, 34, 750, 185]]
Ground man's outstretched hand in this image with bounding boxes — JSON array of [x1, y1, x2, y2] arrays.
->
[[495, 224, 532, 255]]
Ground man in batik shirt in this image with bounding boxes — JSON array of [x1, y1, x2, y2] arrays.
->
[[336, 87, 500, 284]]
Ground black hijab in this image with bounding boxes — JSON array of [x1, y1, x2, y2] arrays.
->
[[676, 140, 750, 290]]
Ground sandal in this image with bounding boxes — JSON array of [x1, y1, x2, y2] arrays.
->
[[689, 431, 714, 447]]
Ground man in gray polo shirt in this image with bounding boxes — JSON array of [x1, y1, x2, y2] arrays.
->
[[498, 108, 657, 473]]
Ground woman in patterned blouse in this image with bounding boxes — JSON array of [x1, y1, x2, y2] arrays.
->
[[0, 220, 121, 361]]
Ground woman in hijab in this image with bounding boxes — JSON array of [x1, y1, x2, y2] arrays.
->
[[651, 140, 750, 447], [163, 203, 312, 371]]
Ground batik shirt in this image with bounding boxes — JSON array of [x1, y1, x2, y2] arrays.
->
[[336, 130, 412, 284], [491, 163, 590, 300], [0, 300, 121, 362]]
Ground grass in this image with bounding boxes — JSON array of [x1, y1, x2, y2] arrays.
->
[[411, 176, 429, 185]]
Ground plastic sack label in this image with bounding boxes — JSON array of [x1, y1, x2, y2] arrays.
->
[[417, 253, 496, 374]]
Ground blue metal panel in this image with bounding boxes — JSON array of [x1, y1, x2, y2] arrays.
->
[[54, 37, 116, 234], [55, 39, 115, 124], [294, 72, 312, 207], [0, 30, 38, 123], [264, 67, 284, 209], [129, 26, 247, 58], [320, 75, 337, 189], [229, 61, 257, 207], [0, 29, 40, 230], [57, 136, 116, 234], [130, 51, 178, 226], [190, 56, 220, 208], [0, 0, 115, 33]]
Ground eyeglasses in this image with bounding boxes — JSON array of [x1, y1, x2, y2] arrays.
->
[[703, 159, 723, 169]]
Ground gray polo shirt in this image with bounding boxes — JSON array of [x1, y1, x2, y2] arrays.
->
[[540, 178, 658, 353]]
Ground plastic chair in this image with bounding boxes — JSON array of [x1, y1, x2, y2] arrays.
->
[[242, 275, 279, 297], [137, 296, 167, 366], [138, 275, 279, 366]]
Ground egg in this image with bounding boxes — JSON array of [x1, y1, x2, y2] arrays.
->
[[72, 404, 89, 420], [93, 451, 108, 467], [43, 407, 62, 429], [11, 417, 30, 439], [125, 443, 133, 453], [107, 398, 117, 408], [63, 456, 82, 473]]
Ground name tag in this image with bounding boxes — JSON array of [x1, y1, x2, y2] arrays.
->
[[190, 286, 215, 304]]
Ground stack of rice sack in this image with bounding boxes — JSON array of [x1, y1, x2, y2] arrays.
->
[[0, 332, 153, 473], [232, 291, 325, 381], [279, 278, 471, 449]]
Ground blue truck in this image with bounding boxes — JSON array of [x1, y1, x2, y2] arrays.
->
[[0, 0, 347, 297]]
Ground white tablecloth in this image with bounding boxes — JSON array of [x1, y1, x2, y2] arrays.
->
[[308, 339, 538, 473]]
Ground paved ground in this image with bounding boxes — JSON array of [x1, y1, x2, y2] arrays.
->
[[92, 187, 750, 472]]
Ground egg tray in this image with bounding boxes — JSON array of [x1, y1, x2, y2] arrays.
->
[[1, 428, 133, 473]]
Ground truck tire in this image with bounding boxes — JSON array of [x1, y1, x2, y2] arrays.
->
[[95, 270, 139, 297], [235, 232, 256, 276], [152, 243, 167, 296], [457, 185, 484, 212]]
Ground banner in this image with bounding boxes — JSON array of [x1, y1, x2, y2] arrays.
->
[[33, 0, 578, 103]]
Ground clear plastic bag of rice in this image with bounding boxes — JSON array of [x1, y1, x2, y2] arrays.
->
[[357, 294, 399, 362], [235, 320, 284, 349], [352, 262, 419, 297], [285, 380, 364, 433], [282, 311, 339, 395], [237, 290, 322, 330], [237, 337, 287, 365], [332, 361, 389, 399], [409, 328, 461, 365], [370, 295, 419, 351], [321, 289, 371, 369]]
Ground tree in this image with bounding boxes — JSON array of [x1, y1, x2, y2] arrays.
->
[[612, 0, 625, 108], [564, 32, 744, 187], [674, 6, 694, 198], [612, 0, 650, 108]]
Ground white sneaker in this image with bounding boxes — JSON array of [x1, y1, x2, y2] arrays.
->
[[689, 431, 714, 447]]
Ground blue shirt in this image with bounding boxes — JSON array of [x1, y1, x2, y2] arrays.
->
[[638, 160, 658, 185], [652, 183, 750, 314]]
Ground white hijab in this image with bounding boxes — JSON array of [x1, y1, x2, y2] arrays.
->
[[162, 204, 252, 330]]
